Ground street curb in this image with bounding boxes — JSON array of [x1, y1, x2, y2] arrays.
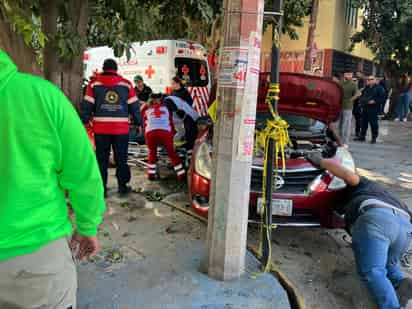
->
[[160, 199, 306, 309]]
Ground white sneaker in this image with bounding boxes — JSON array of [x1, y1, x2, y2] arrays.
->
[[403, 118, 408, 122], [394, 118, 400, 122]]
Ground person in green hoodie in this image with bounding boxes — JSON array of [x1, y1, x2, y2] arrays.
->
[[0, 49, 105, 308]]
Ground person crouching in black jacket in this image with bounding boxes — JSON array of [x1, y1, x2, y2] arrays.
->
[[171, 76, 193, 106]]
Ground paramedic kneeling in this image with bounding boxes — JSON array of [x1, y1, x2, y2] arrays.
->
[[306, 152, 412, 309], [141, 93, 185, 181]]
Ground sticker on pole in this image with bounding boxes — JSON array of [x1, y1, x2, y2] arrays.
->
[[218, 47, 248, 89], [237, 32, 262, 162]]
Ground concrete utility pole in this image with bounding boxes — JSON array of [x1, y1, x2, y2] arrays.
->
[[205, 0, 265, 281]]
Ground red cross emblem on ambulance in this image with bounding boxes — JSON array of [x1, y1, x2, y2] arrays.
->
[[200, 65, 206, 80], [182, 65, 190, 76], [145, 65, 155, 79]]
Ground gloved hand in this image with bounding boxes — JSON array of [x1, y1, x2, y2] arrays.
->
[[305, 151, 323, 169]]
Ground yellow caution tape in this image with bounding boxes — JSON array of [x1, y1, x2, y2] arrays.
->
[[256, 83, 292, 272]]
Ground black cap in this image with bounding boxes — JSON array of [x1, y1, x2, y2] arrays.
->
[[103, 59, 118, 71], [150, 92, 163, 99]]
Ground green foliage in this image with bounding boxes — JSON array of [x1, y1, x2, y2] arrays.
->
[[281, 0, 312, 40], [350, 0, 412, 73], [0, 0, 46, 50], [1, 0, 311, 63]]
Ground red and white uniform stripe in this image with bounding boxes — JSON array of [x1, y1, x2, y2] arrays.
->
[[189, 87, 210, 117]]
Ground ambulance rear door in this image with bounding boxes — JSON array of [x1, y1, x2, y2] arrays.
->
[[174, 56, 210, 117]]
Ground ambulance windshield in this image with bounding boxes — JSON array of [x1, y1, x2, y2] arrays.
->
[[175, 58, 209, 87]]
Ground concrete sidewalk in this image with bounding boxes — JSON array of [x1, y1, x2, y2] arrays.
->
[[77, 169, 290, 309]]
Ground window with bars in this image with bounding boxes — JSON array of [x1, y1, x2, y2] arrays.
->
[[345, 0, 358, 28]]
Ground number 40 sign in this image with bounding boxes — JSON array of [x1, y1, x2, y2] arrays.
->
[[218, 47, 248, 89]]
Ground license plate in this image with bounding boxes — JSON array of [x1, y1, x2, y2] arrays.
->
[[257, 198, 293, 216]]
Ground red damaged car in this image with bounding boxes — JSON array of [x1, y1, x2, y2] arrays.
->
[[188, 73, 356, 228]]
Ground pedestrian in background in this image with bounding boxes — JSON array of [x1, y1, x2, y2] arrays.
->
[[394, 74, 411, 122], [355, 76, 385, 144], [81, 59, 140, 196], [171, 76, 193, 106], [356, 71, 366, 89], [353, 73, 366, 138], [132, 74, 152, 142], [134, 74, 152, 102], [0, 49, 105, 309], [338, 71, 360, 146], [378, 74, 391, 116]]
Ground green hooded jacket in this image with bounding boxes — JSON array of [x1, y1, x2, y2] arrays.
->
[[0, 50, 105, 261]]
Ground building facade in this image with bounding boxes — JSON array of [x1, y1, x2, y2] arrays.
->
[[261, 0, 376, 76]]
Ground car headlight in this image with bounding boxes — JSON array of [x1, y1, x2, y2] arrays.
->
[[328, 147, 355, 190], [195, 142, 212, 180]]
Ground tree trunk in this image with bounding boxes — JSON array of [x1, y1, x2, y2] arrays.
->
[[41, 0, 61, 87], [0, 19, 42, 75], [61, 0, 89, 110], [304, 0, 319, 72], [41, 0, 89, 109]]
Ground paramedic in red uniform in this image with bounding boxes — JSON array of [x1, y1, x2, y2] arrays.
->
[[141, 93, 185, 180], [171, 76, 193, 106], [81, 59, 140, 196]]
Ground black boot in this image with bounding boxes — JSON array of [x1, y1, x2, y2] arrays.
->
[[371, 138, 377, 144], [354, 136, 366, 142], [118, 184, 131, 196]]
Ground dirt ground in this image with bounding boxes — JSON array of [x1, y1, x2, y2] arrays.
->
[[94, 120, 412, 309], [247, 120, 412, 309]]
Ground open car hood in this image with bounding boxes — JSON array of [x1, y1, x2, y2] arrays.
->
[[257, 72, 343, 123]]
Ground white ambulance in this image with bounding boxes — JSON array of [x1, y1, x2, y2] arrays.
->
[[83, 40, 211, 116]]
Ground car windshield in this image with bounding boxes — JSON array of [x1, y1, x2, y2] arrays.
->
[[174, 57, 209, 87], [256, 112, 326, 134]]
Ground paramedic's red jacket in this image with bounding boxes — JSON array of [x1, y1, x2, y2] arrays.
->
[[81, 71, 140, 135], [141, 103, 176, 135]]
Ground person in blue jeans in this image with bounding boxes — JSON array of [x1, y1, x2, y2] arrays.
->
[[306, 152, 412, 309], [395, 92, 411, 122], [394, 76, 411, 122]]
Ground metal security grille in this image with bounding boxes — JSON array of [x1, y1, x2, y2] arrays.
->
[[345, 0, 359, 28], [250, 167, 322, 194]]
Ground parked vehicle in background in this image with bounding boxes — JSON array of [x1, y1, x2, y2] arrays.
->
[[188, 73, 355, 229], [83, 40, 211, 116]]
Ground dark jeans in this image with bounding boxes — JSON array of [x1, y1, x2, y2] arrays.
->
[[95, 134, 130, 189], [353, 101, 362, 136], [395, 93, 410, 120], [361, 104, 379, 139], [184, 117, 198, 151]]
